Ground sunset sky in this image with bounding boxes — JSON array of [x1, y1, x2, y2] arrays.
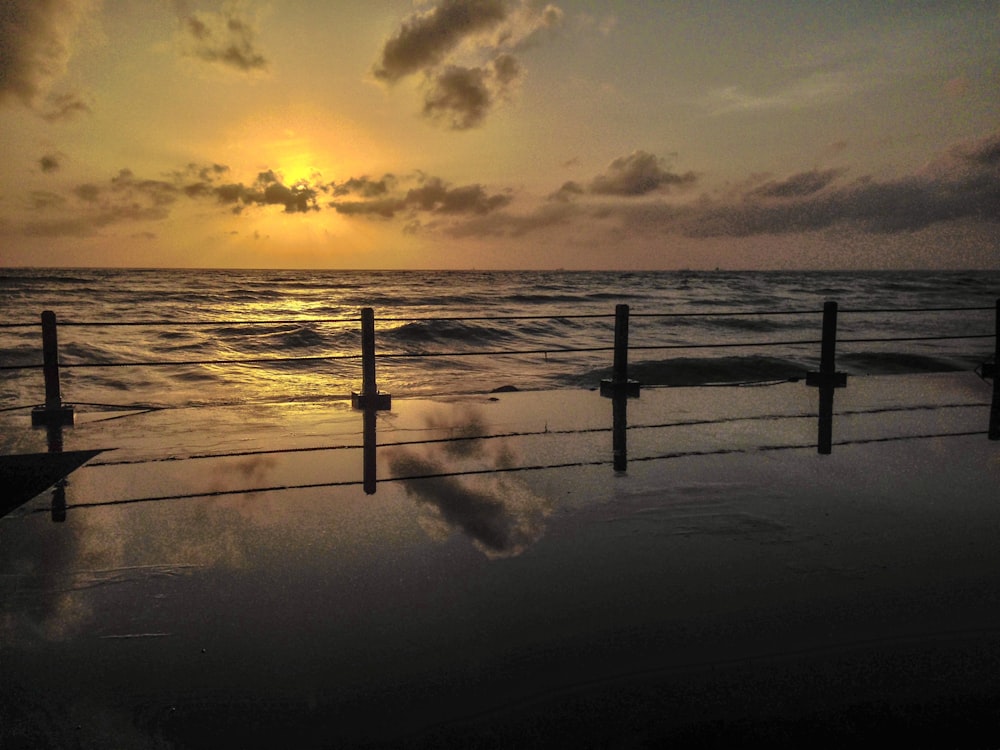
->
[[1, 0, 998, 270]]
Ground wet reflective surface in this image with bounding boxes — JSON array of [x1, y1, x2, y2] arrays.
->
[[2, 375, 1000, 747]]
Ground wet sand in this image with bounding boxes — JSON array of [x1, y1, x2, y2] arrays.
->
[[2, 373, 998, 747]]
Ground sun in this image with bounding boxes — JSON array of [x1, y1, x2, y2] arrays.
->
[[269, 140, 324, 188], [223, 104, 394, 191]]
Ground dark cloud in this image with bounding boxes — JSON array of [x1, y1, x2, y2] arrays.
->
[[109, 168, 180, 207], [946, 129, 1000, 169], [374, 0, 562, 128], [330, 175, 511, 218], [209, 171, 319, 214], [73, 183, 100, 202], [684, 131, 1000, 237], [373, 0, 510, 82], [422, 55, 523, 130], [172, 165, 318, 214], [159, 164, 501, 222], [445, 131, 1000, 243], [332, 197, 405, 219], [39, 154, 62, 173], [423, 65, 492, 129], [589, 151, 698, 196], [548, 180, 584, 201], [748, 168, 845, 198], [29, 190, 67, 210], [176, 162, 230, 197], [407, 178, 512, 213], [0, 0, 96, 119], [329, 175, 395, 198], [176, 3, 268, 73]]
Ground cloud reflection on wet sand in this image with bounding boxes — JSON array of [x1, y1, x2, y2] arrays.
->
[[387, 405, 551, 557]]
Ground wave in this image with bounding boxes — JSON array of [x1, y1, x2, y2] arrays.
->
[[589, 355, 808, 386], [0, 343, 43, 367], [3, 269, 996, 408], [838, 351, 976, 375], [382, 319, 519, 348], [562, 348, 986, 389]]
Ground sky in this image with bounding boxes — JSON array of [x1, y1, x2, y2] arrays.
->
[[1, 0, 998, 270]]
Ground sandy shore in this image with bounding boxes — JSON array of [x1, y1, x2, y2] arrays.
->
[[2, 372, 998, 747]]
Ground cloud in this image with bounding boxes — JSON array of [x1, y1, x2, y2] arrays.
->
[[447, 199, 579, 238], [175, 1, 268, 73], [330, 174, 511, 219], [16, 130, 996, 245], [19, 165, 185, 237], [682, 131, 1000, 237], [22, 203, 171, 238], [422, 54, 523, 129], [328, 175, 395, 198], [210, 170, 319, 213], [73, 183, 100, 202], [588, 151, 697, 196], [39, 154, 62, 173], [548, 180, 584, 202], [373, 0, 563, 128], [0, 0, 99, 119], [748, 168, 846, 199], [408, 177, 513, 213], [29, 190, 67, 210], [373, 0, 509, 82], [444, 131, 1000, 243]]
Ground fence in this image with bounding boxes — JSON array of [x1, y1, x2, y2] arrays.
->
[[3, 299, 999, 442], [1, 299, 998, 516]]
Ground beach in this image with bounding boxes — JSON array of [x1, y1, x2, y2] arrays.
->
[[2, 371, 998, 747]]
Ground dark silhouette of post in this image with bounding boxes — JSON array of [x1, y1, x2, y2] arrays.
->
[[601, 304, 640, 472], [363, 408, 377, 495], [806, 301, 847, 454], [32, 310, 75, 427], [352, 307, 391, 494], [989, 298, 999, 441], [47, 423, 67, 522]]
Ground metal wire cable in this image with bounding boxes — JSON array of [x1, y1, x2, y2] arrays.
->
[[13, 427, 987, 516], [0, 318, 362, 328], [80, 400, 989, 469], [0, 330, 991, 372], [0, 353, 364, 371]]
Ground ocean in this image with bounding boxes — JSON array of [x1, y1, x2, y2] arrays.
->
[[1, 268, 997, 412]]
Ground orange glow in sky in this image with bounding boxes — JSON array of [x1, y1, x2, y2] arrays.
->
[[1, 1, 997, 269]]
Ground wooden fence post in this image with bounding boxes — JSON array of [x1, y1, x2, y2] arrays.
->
[[352, 307, 391, 495], [352, 307, 391, 411], [806, 301, 847, 454], [31, 310, 75, 427]]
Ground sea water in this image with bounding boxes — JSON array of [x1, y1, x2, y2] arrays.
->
[[1, 268, 996, 410]]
